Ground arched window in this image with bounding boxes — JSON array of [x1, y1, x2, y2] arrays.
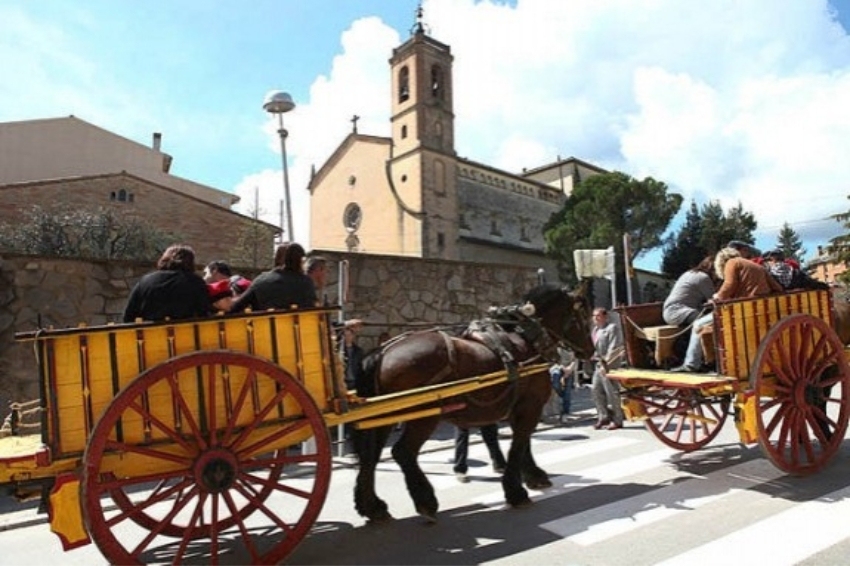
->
[[118, 189, 127, 202], [401, 124, 408, 139], [431, 65, 444, 100], [399, 66, 410, 103]]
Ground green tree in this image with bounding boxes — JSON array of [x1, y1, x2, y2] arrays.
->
[[775, 222, 805, 263], [660, 201, 705, 278], [660, 200, 758, 278], [0, 205, 177, 261], [829, 202, 850, 283], [544, 171, 683, 298]]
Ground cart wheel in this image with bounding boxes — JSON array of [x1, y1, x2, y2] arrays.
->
[[751, 314, 850, 475], [107, 449, 283, 538], [643, 388, 730, 451], [82, 351, 331, 565]]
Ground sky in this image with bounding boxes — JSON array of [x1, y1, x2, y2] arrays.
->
[[3, 0, 850, 272]]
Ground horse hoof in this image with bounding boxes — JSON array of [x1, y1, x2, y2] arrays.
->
[[417, 508, 438, 524], [366, 510, 393, 524], [509, 497, 533, 509], [525, 478, 552, 490]]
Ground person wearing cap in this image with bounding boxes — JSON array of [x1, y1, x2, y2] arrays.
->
[[673, 247, 782, 372], [727, 240, 762, 261]]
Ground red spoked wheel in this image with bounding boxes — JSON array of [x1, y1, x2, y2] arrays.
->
[[82, 351, 331, 565], [107, 449, 283, 538], [751, 314, 850, 475], [642, 388, 730, 451]]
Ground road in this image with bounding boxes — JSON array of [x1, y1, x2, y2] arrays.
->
[[2, 388, 850, 565]]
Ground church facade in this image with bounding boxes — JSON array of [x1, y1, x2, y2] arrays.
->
[[308, 24, 606, 271]]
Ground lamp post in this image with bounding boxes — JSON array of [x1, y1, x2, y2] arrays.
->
[[263, 90, 296, 243]]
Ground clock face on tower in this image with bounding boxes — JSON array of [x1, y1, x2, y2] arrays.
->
[[343, 202, 362, 231]]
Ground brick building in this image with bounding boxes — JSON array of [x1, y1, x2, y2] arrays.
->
[[807, 245, 849, 284], [0, 116, 278, 267]]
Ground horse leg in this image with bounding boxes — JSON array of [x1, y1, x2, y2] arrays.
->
[[390, 416, 440, 522], [503, 390, 551, 506], [520, 443, 552, 489], [502, 434, 532, 507], [353, 425, 394, 522]]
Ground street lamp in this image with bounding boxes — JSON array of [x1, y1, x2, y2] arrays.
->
[[263, 90, 296, 243]]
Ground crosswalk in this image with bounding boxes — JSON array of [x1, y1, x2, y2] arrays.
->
[[312, 422, 850, 565]]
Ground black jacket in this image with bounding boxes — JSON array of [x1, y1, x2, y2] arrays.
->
[[123, 270, 212, 322], [230, 269, 317, 312]]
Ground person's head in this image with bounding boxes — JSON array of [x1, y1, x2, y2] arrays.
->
[[280, 242, 306, 273], [714, 247, 741, 279], [305, 255, 328, 288], [765, 249, 785, 263], [592, 307, 608, 327], [273, 243, 290, 268], [204, 260, 232, 283], [157, 244, 196, 272], [727, 240, 759, 259], [692, 255, 715, 276]]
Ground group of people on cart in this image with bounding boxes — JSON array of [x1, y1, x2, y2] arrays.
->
[[122, 242, 328, 323], [662, 240, 829, 373], [545, 239, 833, 431]]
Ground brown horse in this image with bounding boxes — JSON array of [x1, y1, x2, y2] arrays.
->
[[352, 282, 596, 522]]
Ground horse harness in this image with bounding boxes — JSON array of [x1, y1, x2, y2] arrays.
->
[[423, 307, 558, 389]]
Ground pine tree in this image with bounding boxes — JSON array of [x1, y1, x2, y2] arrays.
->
[[661, 200, 758, 278], [661, 201, 705, 278], [775, 222, 805, 263]]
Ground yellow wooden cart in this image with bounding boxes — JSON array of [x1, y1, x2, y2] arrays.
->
[[0, 307, 547, 565], [608, 289, 850, 475]]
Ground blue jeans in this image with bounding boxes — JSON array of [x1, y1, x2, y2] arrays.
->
[[550, 367, 573, 414], [683, 313, 714, 369]]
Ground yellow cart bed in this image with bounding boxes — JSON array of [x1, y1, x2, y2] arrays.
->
[[608, 289, 850, 476]]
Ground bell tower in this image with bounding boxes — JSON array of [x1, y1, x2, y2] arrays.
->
[[387, 5, 459, 259], [389, 9, 455, 155]]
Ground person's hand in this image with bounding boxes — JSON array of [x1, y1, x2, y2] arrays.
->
[[213, 297, 234, 312]]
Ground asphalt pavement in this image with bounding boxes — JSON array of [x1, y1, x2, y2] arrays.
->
[[0, 385, 597, 533]]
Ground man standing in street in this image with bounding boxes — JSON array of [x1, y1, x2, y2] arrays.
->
[[591, 308, 626, 430]]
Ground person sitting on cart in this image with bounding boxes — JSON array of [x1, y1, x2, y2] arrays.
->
[[230, 242, 317, 312], [123, 244, 212, 322], [204, 260, 251, 312], [672, 246, 783, 373], [763, 249, 829, 291], [727, 239, 762, 261], [306, 255, 330, 306], [662, 255, 718, 364]]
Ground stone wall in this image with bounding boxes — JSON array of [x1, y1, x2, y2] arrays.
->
[[0, 252, 543, 409], [316, 250, 541, 349]]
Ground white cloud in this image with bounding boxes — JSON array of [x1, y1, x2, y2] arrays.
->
[[254, 0, 850, 264], [239, 16, 398, 246]]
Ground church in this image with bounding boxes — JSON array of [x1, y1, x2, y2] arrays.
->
[[308, 15, 606, 271]]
